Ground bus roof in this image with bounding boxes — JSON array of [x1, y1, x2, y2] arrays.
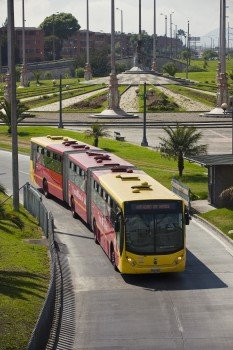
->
[[30, 136, 99, 155], [69, 151, 134, 171], [98, 171, 182, 205]]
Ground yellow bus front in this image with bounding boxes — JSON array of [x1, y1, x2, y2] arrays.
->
[[118, 200, 186, 274]]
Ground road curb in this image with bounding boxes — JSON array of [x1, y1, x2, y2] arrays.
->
[[193, 213, 233, 247]]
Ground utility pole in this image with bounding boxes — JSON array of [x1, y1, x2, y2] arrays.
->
[[8, 0, 19, 211], [84, 0, 92, 80], [0, 30, 2, 74], [52, 14, 55, 60], [170, 11, 174, 58], [58, 74, 63, 128], [151, 0, 156, 71], [186, 20, 190, 79], [20, 0, 28, 87]]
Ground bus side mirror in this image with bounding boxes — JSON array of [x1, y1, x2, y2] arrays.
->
[[184, 210, 191, 225]]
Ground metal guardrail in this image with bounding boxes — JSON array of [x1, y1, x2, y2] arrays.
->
[[23, 183, 61, 350], [171, 178, 191, 210]]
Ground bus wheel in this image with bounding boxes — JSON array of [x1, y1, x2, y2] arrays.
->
[[43, 179, 50, 198], [71, 197, 77, 219], [93, 220, 99, 245], [110, 245, 118, 272]]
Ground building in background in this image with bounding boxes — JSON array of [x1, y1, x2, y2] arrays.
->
[[0, 26, 44, 64]]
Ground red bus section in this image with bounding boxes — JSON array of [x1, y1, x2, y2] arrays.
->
[[31, 136, 189, 274], [67, 151, 134, 222], [30, 135, 99, 200]]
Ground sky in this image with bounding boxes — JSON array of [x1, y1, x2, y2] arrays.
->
[[0, 0, 232, 44]]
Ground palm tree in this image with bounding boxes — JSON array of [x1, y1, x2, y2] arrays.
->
[[0, 98, 35, 134], [0, 184, 24, 229], [85, 123, 110, 147], [159, 124, 207, 177]]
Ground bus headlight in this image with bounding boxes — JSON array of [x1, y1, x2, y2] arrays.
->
[[175, 256, 182, 265], [126, 257, 136, 266]]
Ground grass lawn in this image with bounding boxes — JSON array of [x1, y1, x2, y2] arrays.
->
[[176, 58, 233, 87], [0, 125, 208, 199], [24, 84, 106, 110], [0, 195, 50, 350], [200, 208, 233, 239]]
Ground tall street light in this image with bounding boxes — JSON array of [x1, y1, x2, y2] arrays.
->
[[134, 0, 142, 67], [116, 7, 123, 59], [151, 0, 156, 71], [7, 0, 19, 211], [160, 13, 167, 56], [92, 0, 137, 118], [20, 0, 28, 87], [170, 11, 174, 58], [217, 0, 228, 107], [84, 0, 92, 80], [135, 83, 154, 147], [185, 20, 190, 79], [0, 30, 2, 74]]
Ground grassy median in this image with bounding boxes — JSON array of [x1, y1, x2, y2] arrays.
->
[[0, 194, 50, 350]]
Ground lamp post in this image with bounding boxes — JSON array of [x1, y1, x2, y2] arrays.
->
[[84, 0, 92, 80], [58, 74, 63, 128], [52, 13, 56, 61], [185, 20, 190, 79], [20, 0, 28, 87], [169, 11, 174, 58], [116, 7, 123, 59], [7, 0, 19, 211], [135, 82, 154, 147], [0, 30, 2, 74], [221, 97, 233, 154], [151, 0, 156, 71], [160, 13, 167, 55]]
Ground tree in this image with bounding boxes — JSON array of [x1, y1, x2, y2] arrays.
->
[[44, 35, 63, 60], [0, 184, 24, 229], [33, 70, 42, 85], [85, 123, 110, 147], [39, 13, 80, 40], [228, 69, 233, 82], [0, 98, 35, 134], [162, 62, 178, 76], [202, 49, 218, 61], [159, 125, 207, 177]]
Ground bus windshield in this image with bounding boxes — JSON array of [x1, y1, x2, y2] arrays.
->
[[124, 201, 184, 255]]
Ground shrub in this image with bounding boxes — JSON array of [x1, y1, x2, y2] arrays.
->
[[75, 68, 84, 78], [188, 65, 206, 72], [162, 63, 178, 77], [44, 72, 52, 80], [219, 187, 233, 208]]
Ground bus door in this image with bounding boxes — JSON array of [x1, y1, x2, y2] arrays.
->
[[63, 152, 70, 202], [86, 169, 93, 227]]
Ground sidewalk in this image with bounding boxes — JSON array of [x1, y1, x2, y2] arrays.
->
[[191, 199, 216, 214]]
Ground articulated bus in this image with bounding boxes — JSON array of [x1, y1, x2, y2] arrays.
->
[[31, 135, 190, 274]]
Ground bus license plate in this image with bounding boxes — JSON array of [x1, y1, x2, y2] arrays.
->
[[151, 268, 161, 273]]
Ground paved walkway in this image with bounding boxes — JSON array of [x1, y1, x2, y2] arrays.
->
[[156, 85, 211, 111], [191, 199, 216, 214], [119, 86, 138, 112]]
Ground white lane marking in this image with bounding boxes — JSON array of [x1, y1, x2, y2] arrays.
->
[[193, 218, 233, 256], [19, 171, 29, 175], [172, 305, 184, 333]]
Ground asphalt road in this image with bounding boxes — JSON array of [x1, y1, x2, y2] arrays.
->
[[1, 151, 233, 349]]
